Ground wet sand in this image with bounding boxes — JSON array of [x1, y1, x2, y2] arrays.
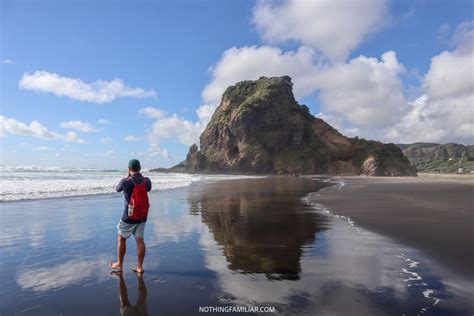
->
[[314, 175, 474, 279], [0, 177, 473, 315]]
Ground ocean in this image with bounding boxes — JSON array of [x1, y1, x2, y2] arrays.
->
[[0, 166, 253, 201]]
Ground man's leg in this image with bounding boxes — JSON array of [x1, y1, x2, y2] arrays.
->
[[134, 237, 146, 273], [110, 235, 126, 270]]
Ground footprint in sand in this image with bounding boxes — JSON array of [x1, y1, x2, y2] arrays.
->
[[151, 277, 167, 283], [217, 293, 237, 303], [188, 281, 205, 289]]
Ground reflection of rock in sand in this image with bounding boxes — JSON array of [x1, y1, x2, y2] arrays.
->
[[188, 178, 329, 279]]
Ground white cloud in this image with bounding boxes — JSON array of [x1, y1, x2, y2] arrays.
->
[[60, 120, 98, 133], [124, 135, 140, 142], [316, 39, 473, 144], [424, 21, 473, 101], [200, 41, 472, 144], [3, 59, 14, 64], [386, 21, 474, 144], [102, 150, 114, 158], [19, 71, 156, 103], [195, 104, 216, 126], [385, 94, 474, 144], [1, 116, 55, 138], [33, 146, 53, 151], [61, 144, 72, 151], [139, 106, 166, 119], [192, 3, 410, 143], [139, 106, 203, 157], [203, 45, 322, 107], [0, 115, 84, 143], [201, 45, 408, 135], [148, 113, 202, 146], [148, 144, 170, 159], [252, 0, 388, 61], [131, 17, 471, 152], [97, 119, 111, 125], [100, 137, 112, 144], [316, 51, 408, 129], [61, 131, 84, 143]]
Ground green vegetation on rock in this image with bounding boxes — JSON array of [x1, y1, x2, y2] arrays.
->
[[397, 143, 474, 173]]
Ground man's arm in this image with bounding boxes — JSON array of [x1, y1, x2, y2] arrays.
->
[[116, 178, 126, 192], [146, 178, 152, 192]]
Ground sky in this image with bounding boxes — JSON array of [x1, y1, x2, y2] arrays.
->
[[1, 0, 473, 169]]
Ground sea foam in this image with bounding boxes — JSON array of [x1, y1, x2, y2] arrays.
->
[[0, 166, 256, 201]]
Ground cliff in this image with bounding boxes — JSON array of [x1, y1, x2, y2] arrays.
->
[[396, 143, 474, 173], [157, 76, 417, 176]]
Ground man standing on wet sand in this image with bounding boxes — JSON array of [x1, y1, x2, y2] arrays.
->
[[110, 159, 152, 273]]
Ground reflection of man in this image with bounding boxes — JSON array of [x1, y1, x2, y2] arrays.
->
[[113, 272, 149, 316]]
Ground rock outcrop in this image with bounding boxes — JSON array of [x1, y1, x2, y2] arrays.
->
[[397, 143, 474, 173], [157, 76, 417, 176]]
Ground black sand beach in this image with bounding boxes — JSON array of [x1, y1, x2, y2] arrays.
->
[[0, 176, 473, 315], [314, 175, 474, 280]]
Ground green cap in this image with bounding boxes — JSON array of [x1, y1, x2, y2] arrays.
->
[[128, 159, 141, 171]]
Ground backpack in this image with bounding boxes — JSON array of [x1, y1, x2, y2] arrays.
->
[[127, 177, 149, 221]]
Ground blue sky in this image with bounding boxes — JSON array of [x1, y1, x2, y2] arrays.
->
[[1, 0, 473, 169]]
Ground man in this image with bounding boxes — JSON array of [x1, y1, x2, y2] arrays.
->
[[110, 159, 152, 273]]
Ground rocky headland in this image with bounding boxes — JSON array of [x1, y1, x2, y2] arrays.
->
[[154, 76, 417, 176]]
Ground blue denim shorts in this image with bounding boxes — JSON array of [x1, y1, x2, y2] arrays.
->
[[117, 220, 146, 239]]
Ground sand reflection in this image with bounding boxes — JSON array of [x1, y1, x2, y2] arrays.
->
[[16, 255, 110, 292], [188, 177, 329, 279], [113, 272, 149, 316], [187, 177, 466, 315]]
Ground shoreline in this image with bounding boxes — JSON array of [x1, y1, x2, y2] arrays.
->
[[4, 171, 472, 203], [314, 175, 474, 280], [0, 184, 194, 204], [0, 173, 263, 203]]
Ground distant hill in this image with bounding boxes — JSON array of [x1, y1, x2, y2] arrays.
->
[[396, 143, 474, 173], [154, 76, 416, 176]]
